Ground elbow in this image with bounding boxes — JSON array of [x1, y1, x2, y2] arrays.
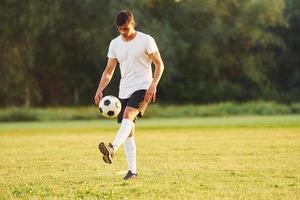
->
[[106, 73, 113, 80], [156, 60, 164, 71], [160, 61, 165, 73], [102, 71, 113, 81]]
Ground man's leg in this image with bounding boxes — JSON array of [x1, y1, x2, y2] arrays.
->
[[111, 107, 138, 150], [99, 90, 147, 169], [124, 125, 137, 175], [99, 106, 138, 164]]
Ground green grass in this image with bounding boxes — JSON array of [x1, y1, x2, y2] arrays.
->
[[0, 116, 300, 199]]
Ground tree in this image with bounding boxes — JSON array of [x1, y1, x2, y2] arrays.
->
[[0, 0, 298, 106], [275, 0, 300, 102]]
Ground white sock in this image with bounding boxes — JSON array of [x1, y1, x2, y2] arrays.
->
[[124, 137, 137, 174], [112, 119, 134, 151]]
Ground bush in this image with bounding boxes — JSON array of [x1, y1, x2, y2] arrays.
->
[[290, 103, 300, 113], [0, 107, 38, 122], [0, 102, 299, 122]]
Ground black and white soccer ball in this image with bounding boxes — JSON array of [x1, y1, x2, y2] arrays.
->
[[99, 95, 121, 118]]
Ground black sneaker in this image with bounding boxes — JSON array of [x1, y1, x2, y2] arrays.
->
[[98, 142, 114, 164], [123, 170, 137, 180]]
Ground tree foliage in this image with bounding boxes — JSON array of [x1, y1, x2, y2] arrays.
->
[[0, 0, 299, 106]]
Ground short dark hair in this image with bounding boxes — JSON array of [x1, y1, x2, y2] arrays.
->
[[115, 10, 134, 26]]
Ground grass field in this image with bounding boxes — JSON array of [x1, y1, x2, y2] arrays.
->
[[0, 116, 300, 199]]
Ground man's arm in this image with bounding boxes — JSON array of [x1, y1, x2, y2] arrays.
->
[[94, 58, 118, 105], [144, 51, 164, 103]]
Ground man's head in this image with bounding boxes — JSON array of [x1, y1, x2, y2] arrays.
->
[[115, 10, 135, 27], [115, 10, 135, 38]]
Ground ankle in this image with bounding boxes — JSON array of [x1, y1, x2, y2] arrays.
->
[[109, 143, 115, 151]]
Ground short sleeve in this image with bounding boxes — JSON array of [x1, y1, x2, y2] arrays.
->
[[107, 41, 116, 58], [146, 35, 158, 54]]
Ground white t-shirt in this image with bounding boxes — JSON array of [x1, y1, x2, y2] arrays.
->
[[107, 31, 158, 99]]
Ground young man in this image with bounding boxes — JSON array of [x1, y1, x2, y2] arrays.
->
[[94, 10, 164, 180]]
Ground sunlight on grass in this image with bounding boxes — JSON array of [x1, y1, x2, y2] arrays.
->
[[0, 116, 300, 199]]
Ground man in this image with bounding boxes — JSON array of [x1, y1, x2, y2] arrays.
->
[[94, 10, 164, 180]]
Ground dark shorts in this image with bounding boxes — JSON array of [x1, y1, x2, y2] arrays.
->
[[117, 89, 148, 123]]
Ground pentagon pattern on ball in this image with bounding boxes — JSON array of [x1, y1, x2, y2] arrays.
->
[[107, 111, 115, 116], [104, 99, 111, 106], [99, 107, 103, 113]]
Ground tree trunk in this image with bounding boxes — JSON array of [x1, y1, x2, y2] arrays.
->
[[74, 87, 79, 105], [25, 84, 30, 107]]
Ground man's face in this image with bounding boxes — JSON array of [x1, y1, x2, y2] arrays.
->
[[117, 21, 134, 38]]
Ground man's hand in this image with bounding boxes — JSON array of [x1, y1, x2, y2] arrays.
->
[[94, 90, 103, 105], [144, 84, 157, 103]]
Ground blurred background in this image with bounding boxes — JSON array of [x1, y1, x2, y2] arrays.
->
[[0, 0, 300, 120]]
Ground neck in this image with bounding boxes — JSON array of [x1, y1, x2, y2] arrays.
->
[[122, 31, 137, 41]]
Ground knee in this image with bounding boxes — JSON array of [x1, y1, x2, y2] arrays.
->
[[122, 109, 131, 119], [123, 107, 138, 121]]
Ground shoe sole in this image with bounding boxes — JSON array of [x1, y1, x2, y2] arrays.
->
[[98, 143, 112, 164], [103, 156, 110, 163], [124, 175, 137, 180]]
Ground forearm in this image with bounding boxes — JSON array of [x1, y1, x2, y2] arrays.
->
[[151, 61, 164, 86], [96, 58, 117, 93], [97, 72, 113, 92], [144, 60, 164, 103]]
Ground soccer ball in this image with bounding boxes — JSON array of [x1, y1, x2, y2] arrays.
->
[[99, 95, 121, 118]]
